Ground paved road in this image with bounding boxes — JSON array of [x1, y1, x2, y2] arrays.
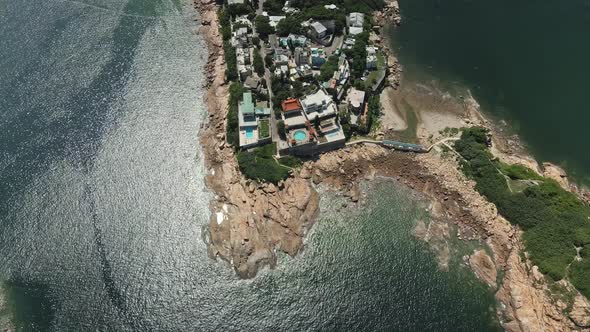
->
[[252, 0, 286, 154]]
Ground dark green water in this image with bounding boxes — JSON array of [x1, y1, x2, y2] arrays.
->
[[391, 0, 590, 183], [0, 0, 500, 330]]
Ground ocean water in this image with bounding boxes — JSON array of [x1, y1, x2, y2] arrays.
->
[[1, 0, 499, 330], [390, 0, 590, 184]]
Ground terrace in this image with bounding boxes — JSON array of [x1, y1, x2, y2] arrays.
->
[[238, 92, 260, 148]]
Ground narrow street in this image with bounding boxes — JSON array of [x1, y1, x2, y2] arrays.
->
[[253, 0, 284, 152]]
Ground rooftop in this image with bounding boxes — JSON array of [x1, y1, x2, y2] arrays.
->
[[283, 112, 307, 128], [348, 12, 365, 27], [281, 98, 302, 113], [238, 92, 255, 117], [311, 21, 327, 34], [348, 88, 366, 109], [301, 89, 337, 119], [349, 27, 363, 35]]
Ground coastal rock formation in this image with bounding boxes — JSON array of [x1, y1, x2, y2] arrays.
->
[[207, 177, 319, 278], [374, 0, 402, 26], [543, 162, 569, 189], [195, 0, 320, 278], [570, 294, 590, 328], [467, 249, 497, 288]]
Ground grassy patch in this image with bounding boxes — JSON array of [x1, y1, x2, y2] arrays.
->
[[365, 53, 385, 90], [237, 143, 290, 184], [226, 83, 246, 148], [454, 127, 590, 299], [259, 120, 270, 138], [498, 162, 544, 181], [278, 155, 303, 168]]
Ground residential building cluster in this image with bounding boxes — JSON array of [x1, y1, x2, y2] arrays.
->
[[225, 2, 388, 157]]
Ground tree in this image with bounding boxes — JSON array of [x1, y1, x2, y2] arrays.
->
[[218, 8, 232, 41], [227, 4, 253, 18], [262, 0, 283, 14], [253, 48, 265, 76], [277, 120, 287, 139], [255, 16, 274, 40], [252, 36, 260, 47], [292, 80, 304, 98], [264, 53, 274, 68], [223, 41, 238, 81], [276, 16, 303, 36], [314, 115, 321, 132], [318, 55, 339, 82]]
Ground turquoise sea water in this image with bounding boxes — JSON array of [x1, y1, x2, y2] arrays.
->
[[390, 0, 590, 184], [0, 0, 499, 330]]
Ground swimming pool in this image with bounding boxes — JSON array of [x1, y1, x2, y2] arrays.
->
[[245, 127, 254, 139], [293, 130, 307, 142]]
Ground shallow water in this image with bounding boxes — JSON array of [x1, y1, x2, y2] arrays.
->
[[1, 0, 499, 330], [390, 0, 590, 183]]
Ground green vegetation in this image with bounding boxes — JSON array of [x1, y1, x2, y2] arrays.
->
[[226, 3, 254, 18], [571, 249, 590, 297], [359, 95, 380, 134], [218, 8, 232, 41], [454, 127, 590, 298], [277, 120, 286, 139], [223, 42, 238, 81], [440, 127, 460, 137], [338, 110, 353, 139], [262, 0, 284, 15], [364, 53, 385, 90], [344, 32, 369, 79], [498, 163, 544, 181], [253, 48, 265, 76], [270, 74, 302, 109], [259, 119, 270, 138], [226, 82, 246, 148], [237, 143, 290, 183], [276, 16, 303, 36], [278, 155, 303, 168], [318, 55, 339, 82], [255, 16, 274, 40], [218, 8, 238, 81]]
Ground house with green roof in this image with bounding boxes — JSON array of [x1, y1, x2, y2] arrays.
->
[[238, 92, 271, 148]]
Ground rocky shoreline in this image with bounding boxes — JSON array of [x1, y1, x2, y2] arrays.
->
[[192, 0, 589, 330]]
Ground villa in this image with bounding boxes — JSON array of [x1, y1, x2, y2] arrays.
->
[[281, 98, 307, 129], [347, 88, 366, 113], [238, 92, 270, 148], [310, 21, 328, 40], [300, 88, 337, 121], [348, 12, 365, 35]]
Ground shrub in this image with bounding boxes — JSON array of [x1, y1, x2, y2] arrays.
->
[[223, 41, 238, 81], [499, 163, 544, 180], [454, 127, 590, 297], [318, 55, 339, 82], [226, 82, 245, 148], [255, 16, 274, 40], [277, 120, 286, 139], [279, 155, 303, 168], [253, 48, 265, 76], [237, 144, 290, 184]]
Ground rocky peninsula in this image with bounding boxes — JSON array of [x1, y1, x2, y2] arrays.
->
[[193, 0, 589, 330]]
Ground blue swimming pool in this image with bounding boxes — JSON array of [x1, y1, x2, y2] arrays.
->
[[293, 130, 307, 142], [245, 127, 254, 139]]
